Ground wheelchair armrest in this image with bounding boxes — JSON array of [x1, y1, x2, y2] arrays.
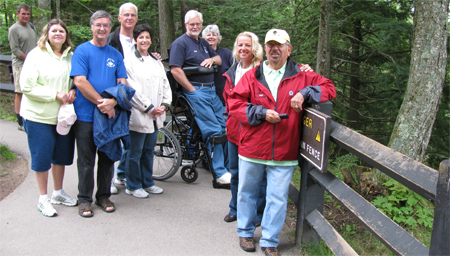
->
[[182, 65, 218, 75], [210, 134, 227, 145]]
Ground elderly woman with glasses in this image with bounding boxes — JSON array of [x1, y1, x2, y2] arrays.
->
[[202, 24, 233, 106]]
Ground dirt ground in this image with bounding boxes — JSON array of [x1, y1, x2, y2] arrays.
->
[[0, 63, 28, 202]]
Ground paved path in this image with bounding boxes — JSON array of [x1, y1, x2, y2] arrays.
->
[[0, 119, 299, 255]]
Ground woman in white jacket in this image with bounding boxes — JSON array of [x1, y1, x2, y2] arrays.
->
[[122, 23, 172, 198]]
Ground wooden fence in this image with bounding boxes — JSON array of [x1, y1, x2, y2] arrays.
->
[[290, 102, 449, 255]]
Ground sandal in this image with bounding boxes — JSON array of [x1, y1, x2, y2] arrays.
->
[[95, 198, 115, 213], [78, 203, 93, 218]]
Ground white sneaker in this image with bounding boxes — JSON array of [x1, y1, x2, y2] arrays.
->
[[216, 172, 231, 184], [114, 177, 126, 186], [144, 185, 163, 194], [111, 182, 118, 194], [51, 189, 77, 206], [125, 188, 149, 198], [38, 198, 57, 217]]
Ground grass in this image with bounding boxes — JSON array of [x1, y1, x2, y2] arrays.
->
[[0, 144, 16, 161], [0, 93, 16, 121]]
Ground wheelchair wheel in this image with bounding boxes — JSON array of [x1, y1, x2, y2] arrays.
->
[[180, 166, 198, 183], [153, 127, 182, 180]]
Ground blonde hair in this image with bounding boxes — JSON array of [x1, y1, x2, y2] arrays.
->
[[37, 19, 73, 53], [232, 31, 263, 67]]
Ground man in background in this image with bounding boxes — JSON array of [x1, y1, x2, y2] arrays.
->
[[8, 4, 37, 131]]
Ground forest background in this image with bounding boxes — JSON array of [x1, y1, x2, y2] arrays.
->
[[0, 0, 448, 169]]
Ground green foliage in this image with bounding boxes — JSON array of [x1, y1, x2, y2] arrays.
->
[[67, 25, 92, 48], [0, 95, 16, 121], [331, 153, 359, 171], [371, 179, 434, 229], [0, 144, 16, 161]]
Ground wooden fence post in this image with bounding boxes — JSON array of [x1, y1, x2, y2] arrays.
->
[[430, 159, 450, 255], [295, 101, 332, 246]]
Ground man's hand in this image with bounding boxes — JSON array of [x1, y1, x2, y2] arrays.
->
[[67, 89, 76, 104], [300, 64, 313, 72], [200, 57, 215, 69], [266, 109, 281, 123], [291, 92, 305, 113], [97, 98, 116, 119], [151, 52, 162, 61]]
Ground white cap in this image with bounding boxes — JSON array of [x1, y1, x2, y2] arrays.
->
[[57, 103, 77, 135], [265, 29, 290, 44]]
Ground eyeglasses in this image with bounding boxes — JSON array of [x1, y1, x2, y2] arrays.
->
[[188, 22, 202, 27], [265, 42, 285, 48], [93, 24, 110, 29], [122, 13, 137, 18]]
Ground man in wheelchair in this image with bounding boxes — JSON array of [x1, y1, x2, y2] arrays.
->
[[168, 10, 230, 185]]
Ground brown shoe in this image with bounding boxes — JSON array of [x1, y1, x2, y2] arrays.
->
[[261, 247, 280, 256], [239, 237, 256, 252], [224, 214, 237, 222]]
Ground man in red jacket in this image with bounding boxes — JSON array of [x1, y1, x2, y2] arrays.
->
[[229, 29, 336, 256]]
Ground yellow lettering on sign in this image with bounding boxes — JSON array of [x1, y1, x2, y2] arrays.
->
[[303, 116, 313, 128], [316, 130, 321, 142]]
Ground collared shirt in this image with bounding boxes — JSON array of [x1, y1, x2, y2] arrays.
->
[[263, 60, 287, 101], [119, 34, 135, 60]]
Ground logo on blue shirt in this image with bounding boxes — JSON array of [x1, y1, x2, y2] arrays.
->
[[107, 58, 115, 68]]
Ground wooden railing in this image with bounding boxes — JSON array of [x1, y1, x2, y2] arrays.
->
[[290, 102, 449, 255]]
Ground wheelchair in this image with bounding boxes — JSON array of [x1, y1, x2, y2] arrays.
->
[[152, 64, 229, 189]]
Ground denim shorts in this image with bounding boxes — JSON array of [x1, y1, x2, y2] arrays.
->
[[23, 119, 75, 172]]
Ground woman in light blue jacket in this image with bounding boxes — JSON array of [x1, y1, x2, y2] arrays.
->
[[121, 23, 172, 198]]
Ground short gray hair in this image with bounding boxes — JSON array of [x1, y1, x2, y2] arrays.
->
[[90, 10, 113, 28], [119, 2, 138, 16], [202, 25, 222, 43], [184, 10, 203, 24]]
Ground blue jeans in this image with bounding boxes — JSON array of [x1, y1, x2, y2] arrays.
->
[[183, 85, 228, 178], [115, 145, 127, 180], [124, 130, 159, 190], [237, 158, 294, 248], [74, 121, 114, 203], [228, 141, 266, 221]]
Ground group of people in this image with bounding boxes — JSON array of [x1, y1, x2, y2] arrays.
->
[[9, 3, 336, 256], [10, 3, 171, 218], [168, 9, 336, 256]]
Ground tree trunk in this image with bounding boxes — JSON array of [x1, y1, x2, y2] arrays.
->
[[36, 0, 51, 32], [348, 19, 362, 131], [158, 0, 175, 59], [316, 0, 333, 79], [180, 0, 187, 34], [388, 0, 449, 162], [55, 0, 60, 20]]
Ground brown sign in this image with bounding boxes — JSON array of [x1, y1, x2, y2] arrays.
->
[[300, 108, 331, 172]]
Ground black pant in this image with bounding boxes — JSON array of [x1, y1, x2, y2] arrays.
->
[[74, 121, 114, 203]]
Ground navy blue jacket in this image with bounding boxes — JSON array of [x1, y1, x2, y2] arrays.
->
[[94, 83, 135, 161]]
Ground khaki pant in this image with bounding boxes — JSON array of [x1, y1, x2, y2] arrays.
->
[[13, 65, 23, 93]]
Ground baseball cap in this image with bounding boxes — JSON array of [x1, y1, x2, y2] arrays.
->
[[57, 103, 77, 135], [265, 29, 290, 44]]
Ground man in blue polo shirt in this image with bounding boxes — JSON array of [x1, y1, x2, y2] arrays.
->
[[169, 10, 231, 185], [70, 10, 127, 217]]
